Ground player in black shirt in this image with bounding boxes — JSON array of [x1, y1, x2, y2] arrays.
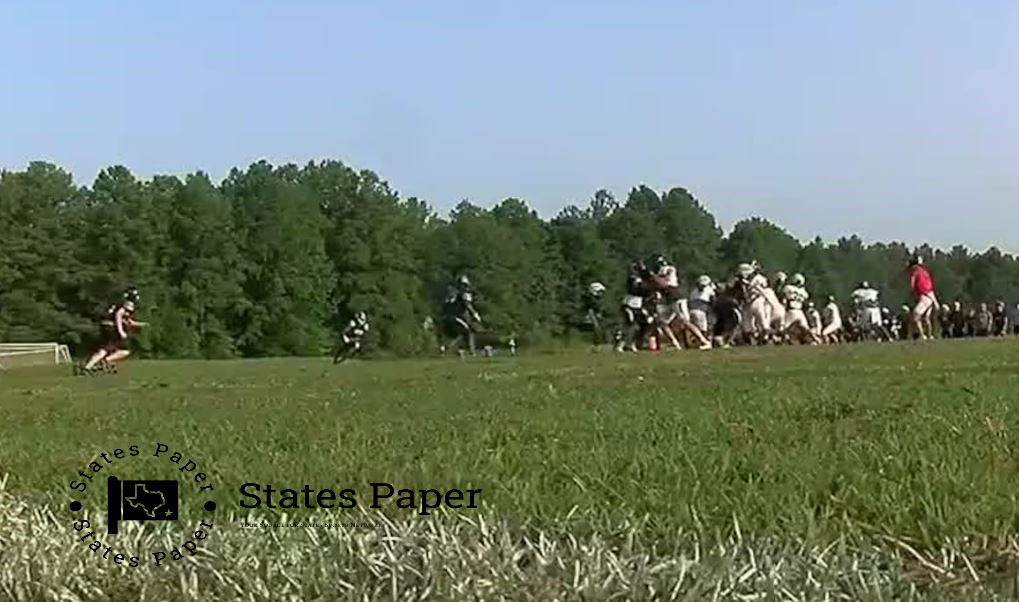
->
[[440, 275, 483, 356], [75, 287, 148, 375]]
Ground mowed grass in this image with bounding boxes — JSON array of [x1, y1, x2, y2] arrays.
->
[[4, 340, 1019, 600]]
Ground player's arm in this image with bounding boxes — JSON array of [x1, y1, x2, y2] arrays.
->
[[465, 301, 482, 323], [115, 307, 130, 338]]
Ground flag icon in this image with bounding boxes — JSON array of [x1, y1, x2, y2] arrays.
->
[[107, 476, 179, 534]]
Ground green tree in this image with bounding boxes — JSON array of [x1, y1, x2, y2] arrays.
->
[[0, 163, 87, 345], [304, 161, 433, 355], [719, 217, 801, 276], [656, 187, 722, 279], [225, 162, 332, 356]]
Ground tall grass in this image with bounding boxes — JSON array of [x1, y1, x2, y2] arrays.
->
[[3, 339, 1019, 599]]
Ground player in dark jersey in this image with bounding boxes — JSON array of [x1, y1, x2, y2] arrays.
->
[[75, 287, 147, 375], [617, 260, 652, 352], [333, 311, 370, 363], [580, 282, 607, 346], [710, 280, 742, 348], [992, 300, 1010, 336], [440, 275, 482, 357]]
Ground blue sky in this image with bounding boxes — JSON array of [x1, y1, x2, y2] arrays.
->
[[2, 1, 1017, 251]]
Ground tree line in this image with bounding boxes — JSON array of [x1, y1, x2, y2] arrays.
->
[[2, 160, 1017, 357]]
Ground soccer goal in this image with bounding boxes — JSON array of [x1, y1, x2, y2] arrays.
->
[[0, 343, 72, 370]]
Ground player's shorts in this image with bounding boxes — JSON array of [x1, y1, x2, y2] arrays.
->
[[676, 298, 690, 322], [689, 308, 710, 332], [768, 299, 786, 329], [785, 308, 809, 331], [99, 324, 128, 352], [442, 316, 473, 337], [821, 320, 842, 337], [913, 293, 938, 319], [748, 297, 771, 333], [623, 306, 647, 326], [655, 298, 689, 324], [860, 307, 882, 327]]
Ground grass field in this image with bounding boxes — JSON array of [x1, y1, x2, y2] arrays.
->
[[4, 340, 1019, 600]]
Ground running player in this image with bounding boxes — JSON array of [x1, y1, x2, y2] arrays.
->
[[333, 311, 370, 363], [76, 287, 147, 375], [441, 275, 482, 356], [332, 313, 368, 364], [581, 282, 607, 345]]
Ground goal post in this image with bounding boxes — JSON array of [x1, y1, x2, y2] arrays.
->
[[0, 343, 72, 370]]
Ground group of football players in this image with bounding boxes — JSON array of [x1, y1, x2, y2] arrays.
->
[[578, 255, 962, 351], [73, 253, 1011, 373]]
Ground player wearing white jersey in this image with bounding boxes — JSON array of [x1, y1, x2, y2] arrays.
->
[[688, 275, 716, 334], [781, 273, 821, 344], [851, 281, 883, 339], [806, 302, 822, 338], [821, 295, 843, 343], [651, 255, 711, 349], [739, 263, 772, 344], [764, 282, 786, 339]]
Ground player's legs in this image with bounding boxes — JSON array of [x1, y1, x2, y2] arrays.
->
[[674, 300, 710, 348], [689, 308, 709, 334], [740, 302, 757, 341], [797, 311, 821, 344], [821, 319, 842, 343], [105, 349, 131, 363], [587, 311, 604, 346], [85, 333, 122, 370], [619, 307, 640, 352], [451, 318, 477, 356], [912, 294, 934, 340], [923, 294, 939, 338], [769, 303, 786, 333], [83, 348, 110, 370], [749, 298, 769, 344]]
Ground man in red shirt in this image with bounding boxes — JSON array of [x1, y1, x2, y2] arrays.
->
[[907, 256, 938, 340]]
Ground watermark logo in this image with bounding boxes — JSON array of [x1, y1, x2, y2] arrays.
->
[[65, 442, 217, 567]]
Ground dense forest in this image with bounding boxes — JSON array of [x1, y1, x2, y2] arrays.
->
[[2, 160, 1017, 357]]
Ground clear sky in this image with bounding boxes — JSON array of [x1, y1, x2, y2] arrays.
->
[[2, 1, 1017, 252]]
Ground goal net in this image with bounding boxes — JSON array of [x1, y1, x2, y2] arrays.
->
[[0, 343, 72, 370]]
